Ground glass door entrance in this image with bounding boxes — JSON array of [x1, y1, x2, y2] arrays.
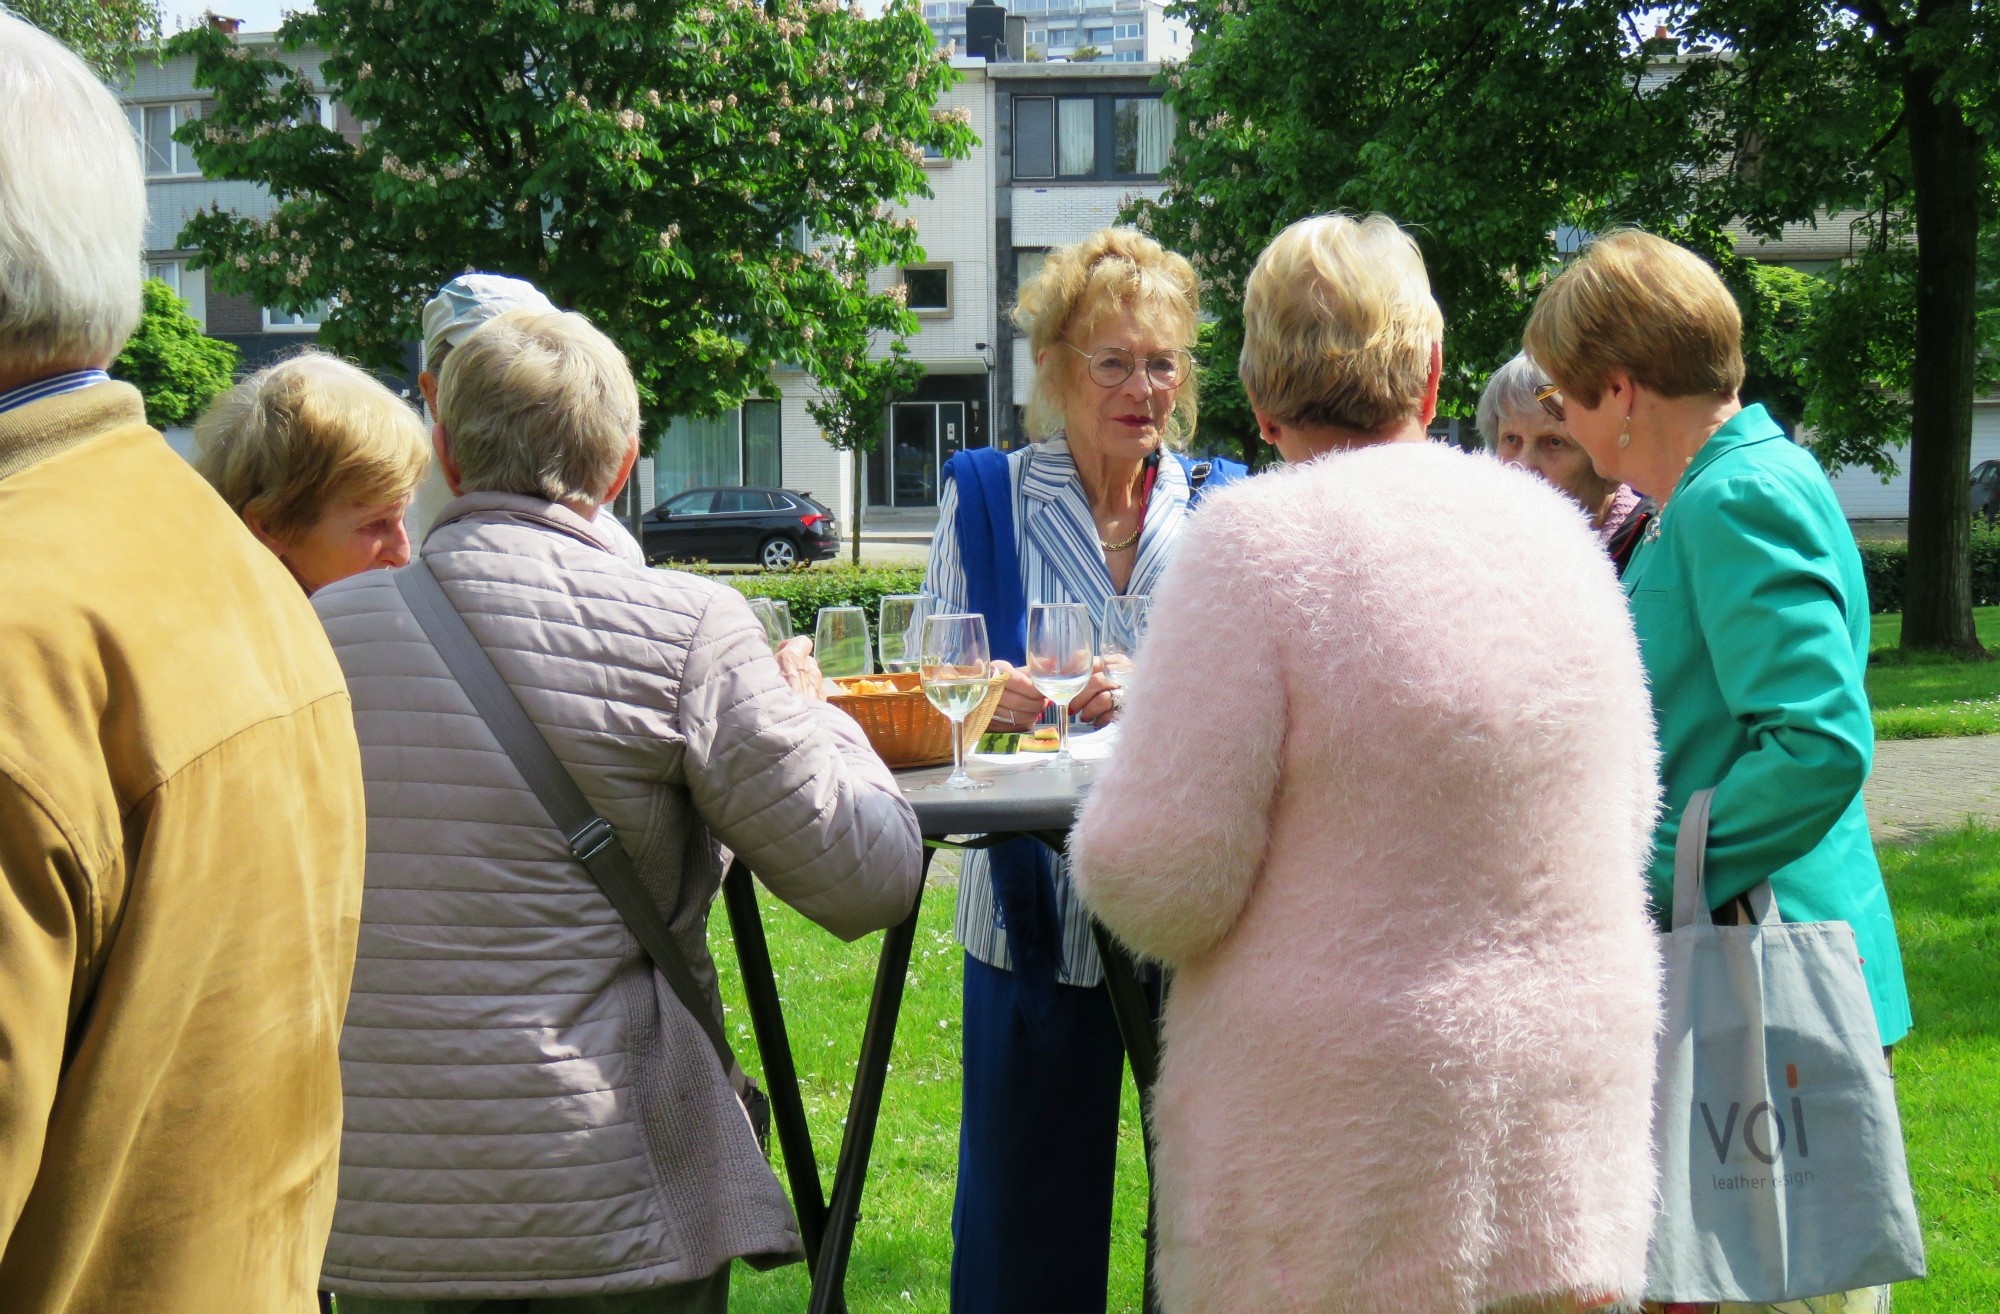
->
[[883, 401, 967, 509]]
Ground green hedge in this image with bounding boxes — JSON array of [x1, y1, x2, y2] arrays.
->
[[1857, 523, 2000, 614], [667, 563, 926, 635]]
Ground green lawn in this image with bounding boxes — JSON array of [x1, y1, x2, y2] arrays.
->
[[707, 829, 2000, 1311], [1869, 606, 2000, 739], [1876, 824, 2000, 1311]]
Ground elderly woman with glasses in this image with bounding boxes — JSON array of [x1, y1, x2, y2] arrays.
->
[[921, 225, 1243, 1314], [1478, 351, 1654, 575]]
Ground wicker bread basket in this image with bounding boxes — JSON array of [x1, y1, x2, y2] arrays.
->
[[828, 669, 1008, 769]]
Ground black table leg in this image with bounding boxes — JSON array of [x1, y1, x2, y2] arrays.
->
[[720, 859, 831, 1269], [1092, 921, 1164, 1314], [807, 875, 930, 1314]]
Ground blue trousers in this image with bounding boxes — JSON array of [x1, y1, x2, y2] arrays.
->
[[950, 952, 1129, 1314]]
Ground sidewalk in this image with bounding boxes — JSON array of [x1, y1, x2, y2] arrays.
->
[[1867, 736, 2000, 840]]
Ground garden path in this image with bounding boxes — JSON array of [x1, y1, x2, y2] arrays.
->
[[1867, 737, 2000, 840]]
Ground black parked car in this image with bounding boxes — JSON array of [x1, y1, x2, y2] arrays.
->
[[1973, 460, 2000, 524], [641, 486, 840, 568]]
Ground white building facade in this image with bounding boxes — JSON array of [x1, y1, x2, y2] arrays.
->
[[924, 0, 1189, 63]]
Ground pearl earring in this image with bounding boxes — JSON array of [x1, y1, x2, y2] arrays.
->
[[1618, 416, 1632, 449]]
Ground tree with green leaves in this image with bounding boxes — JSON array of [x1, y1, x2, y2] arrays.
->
[[1133, 0, 1997, 654], [808, 341, 925, 564], [8, 0, 159, 78], [168, 0, 973, 440], [111, 278, 239, 429]]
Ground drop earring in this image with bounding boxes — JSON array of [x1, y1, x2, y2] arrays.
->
[[1618, 416, 1632, 449]]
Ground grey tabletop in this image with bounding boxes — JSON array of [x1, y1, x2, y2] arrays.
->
[[895, 755, 1103, 837]]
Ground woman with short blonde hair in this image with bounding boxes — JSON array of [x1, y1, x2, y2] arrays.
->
[[1527, 229, 1910, 1314], [1237, 211, 1443, 440], [1075, 212, 1665, 1312], [922, 225, 1240, 1314], [197, 349, 429, 594]]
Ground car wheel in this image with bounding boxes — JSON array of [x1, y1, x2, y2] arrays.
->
[[760, 535, 799, 569]]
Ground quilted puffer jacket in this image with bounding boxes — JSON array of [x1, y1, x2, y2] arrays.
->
[[314, 493, 922, 1300]]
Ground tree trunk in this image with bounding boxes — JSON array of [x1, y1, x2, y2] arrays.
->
[[1898, 56, 1987, 656]]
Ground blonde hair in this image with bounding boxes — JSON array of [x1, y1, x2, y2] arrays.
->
[[0, 16, 146, 374], [1238, 213, 1443, 433], [1522, 229, 1744, 407], [1014, 227, 1200, 449], [437, 309, 639, 503], [196, 349, 430, 540]]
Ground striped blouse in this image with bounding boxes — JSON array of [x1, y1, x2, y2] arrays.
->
[[922, 436, 1198, 986]]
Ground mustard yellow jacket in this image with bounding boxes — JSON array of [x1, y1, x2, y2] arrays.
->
[[0, 383, 366, 1312]]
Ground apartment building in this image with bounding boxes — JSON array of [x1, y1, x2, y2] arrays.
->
[[924, 0, 1189, 64]]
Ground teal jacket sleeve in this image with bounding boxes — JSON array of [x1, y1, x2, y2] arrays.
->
[[1663, 472, 1873, 904]]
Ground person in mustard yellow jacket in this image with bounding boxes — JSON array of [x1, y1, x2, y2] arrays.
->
[[0, 17, 367, 1313], [1525, 228, 1908, 1314]]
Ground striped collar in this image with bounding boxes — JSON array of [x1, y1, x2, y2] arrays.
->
[[1019, 436, 1191, 612], [0, 369, 112, 417]]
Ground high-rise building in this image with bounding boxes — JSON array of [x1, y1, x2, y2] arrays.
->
[[922, 0, 1190, 64]]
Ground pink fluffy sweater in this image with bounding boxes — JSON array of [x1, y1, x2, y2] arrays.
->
[[1071, 441, 1664, 1314]]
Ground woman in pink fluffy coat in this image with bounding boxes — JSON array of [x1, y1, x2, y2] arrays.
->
[[1070, 214, 1665, 1314]]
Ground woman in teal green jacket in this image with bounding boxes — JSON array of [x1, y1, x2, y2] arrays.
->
[[1523, 229, 1910, 1051]]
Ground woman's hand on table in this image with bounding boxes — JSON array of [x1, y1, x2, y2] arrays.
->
[[774, 636, 826, 703], [1070, 662, 1122, 729], [987, 660, 1048, 732]]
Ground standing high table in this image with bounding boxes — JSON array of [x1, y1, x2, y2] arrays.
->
[[719, 749, 1164, 1314]]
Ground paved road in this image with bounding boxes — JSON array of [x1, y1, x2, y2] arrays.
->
[[1867, 736, 2000, 841]]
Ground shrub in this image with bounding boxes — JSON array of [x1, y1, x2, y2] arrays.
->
[[663, 562, 926, 636], [1857, 523, 2000, 614]]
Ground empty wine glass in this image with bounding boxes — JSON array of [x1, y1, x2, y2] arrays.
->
[[1101, 594, 1152, 691], [814, 605, 870, 680], [768, 600, 794, 644], [1026, 602, 1093, 768], [921, 612, 992, 790], [747, 597, 786, 652], [878, 594, 931, 674]]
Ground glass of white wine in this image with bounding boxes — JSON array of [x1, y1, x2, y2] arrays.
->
[[814, 605, 871, 680], [1101, 593, 1152, 693], [920, 612, 992, 790], [768, 600, 794, 645], [1026, 602, 1094, 769], [877, 594, 931, 674]]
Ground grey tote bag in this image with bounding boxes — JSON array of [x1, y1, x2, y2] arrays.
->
[[1644, 788, 1926, 1303]]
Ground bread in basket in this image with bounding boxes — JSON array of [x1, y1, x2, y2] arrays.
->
[[828, 669, 1008, 769]]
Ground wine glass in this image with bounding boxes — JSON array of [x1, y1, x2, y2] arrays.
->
[[747, 597, 786, 652], [878, 594, 931, 674], [1026, 602, 1094, 768], [814, 605, 870, 680], [921, 613, 993, 790], [1101, 594, 1152, 691], [768, 600, 794, 644]]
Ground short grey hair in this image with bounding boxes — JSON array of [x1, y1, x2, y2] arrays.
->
[[436, 309, 640, 504], [0, 16, 146, 374], [1475, 351, 1553, 450]]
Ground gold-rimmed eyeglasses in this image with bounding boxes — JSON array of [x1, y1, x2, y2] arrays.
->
[[1533, 382, 1566, 422], [1065, 343, 1193, 391]]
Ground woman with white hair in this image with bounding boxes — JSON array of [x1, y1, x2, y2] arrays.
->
[[1072, 214, 1664, 1313], [313, 309, 922, 1312], [1478, 351, 1653, 574]]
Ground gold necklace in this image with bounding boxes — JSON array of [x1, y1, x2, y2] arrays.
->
[[1100, 524, 1141, 553]]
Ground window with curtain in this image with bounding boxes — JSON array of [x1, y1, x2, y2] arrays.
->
[[743, 400, 782, 487], [1014, 97, 1055, 179], [1114, 98, 1172, 176], [1057, 98, 1095, 175], [656, 412, 740, 500], [127, 103, 202, 177]]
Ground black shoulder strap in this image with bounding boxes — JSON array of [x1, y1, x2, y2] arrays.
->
[[393, 560, 748, 1096]]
